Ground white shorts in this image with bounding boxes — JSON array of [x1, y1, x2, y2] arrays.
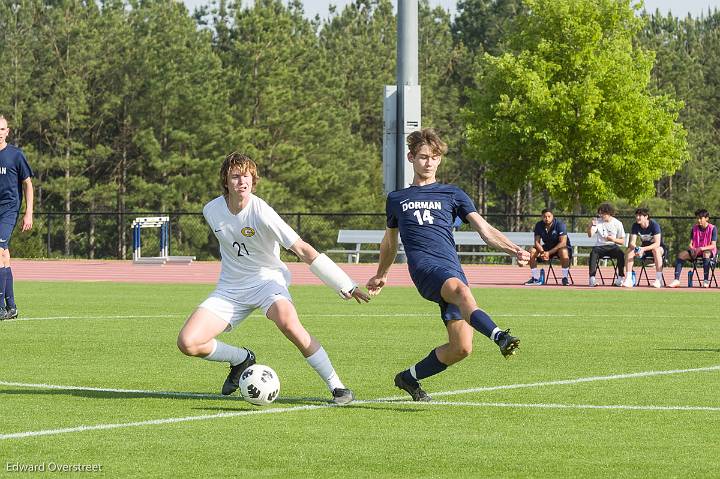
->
[[198, 279, 292, 331]]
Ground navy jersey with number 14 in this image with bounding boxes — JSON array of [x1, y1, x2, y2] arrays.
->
[[386, 183, 476, 297]]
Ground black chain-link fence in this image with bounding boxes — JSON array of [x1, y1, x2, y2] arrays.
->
[[8, 211, 709, 264]]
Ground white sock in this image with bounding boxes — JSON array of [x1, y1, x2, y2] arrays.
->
[[562, 268, 569, 278], [306, 347, 344, 391], [203, 339, 248, 366], [490, 327, 502, 341], [530, 268, 540, 280], [656, 271, 663, 280]]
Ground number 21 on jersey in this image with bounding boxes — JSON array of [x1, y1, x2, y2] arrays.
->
[[413, 209, 435, 225], [232, 241, 250, 256]]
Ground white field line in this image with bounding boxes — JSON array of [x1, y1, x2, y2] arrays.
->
[[0, 381, 243, 401], [4, 398, 719, 441], [375, 364, 720, 400], [2, 312, 700, 323], [297, 313, 703, 319], [4, 314, 180, 322], [0, 405, 329, 440], [371, 400, 720, 412], [3, 313, 427, 323], [2, 364, 719, 441]]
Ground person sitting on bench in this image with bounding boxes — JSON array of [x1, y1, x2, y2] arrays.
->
[[524, 209, 572, 286]]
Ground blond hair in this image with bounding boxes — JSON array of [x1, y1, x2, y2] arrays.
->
[[220, 152, 259, 195]]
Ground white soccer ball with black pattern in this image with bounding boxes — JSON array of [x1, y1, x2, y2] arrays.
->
[[238, 364, 280, 406]]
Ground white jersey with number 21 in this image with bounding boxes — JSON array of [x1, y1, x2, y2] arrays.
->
[[203, 194, 300, 291]]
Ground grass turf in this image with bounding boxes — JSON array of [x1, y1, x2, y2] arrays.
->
[[1, 282, 719, 477]]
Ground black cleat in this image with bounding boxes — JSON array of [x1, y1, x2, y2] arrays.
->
[[4, 307, 17, 320], [221, 348, 256, 396], [332, 388, 355, 405], [495, 329, 520, 358], [394, 372, 431, 402], [561, 277, 570, 286]]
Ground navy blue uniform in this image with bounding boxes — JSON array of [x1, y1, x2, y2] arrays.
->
[[631, 219, 666, 257], [533, 218, 572, 257], [386, 183, 476, 321], [0, 145, 33, 248]]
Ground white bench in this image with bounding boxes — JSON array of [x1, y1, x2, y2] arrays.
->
[[328, 229, 620, 264]]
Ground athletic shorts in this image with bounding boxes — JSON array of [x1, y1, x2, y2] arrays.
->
[[537, 246, 573, 261], [640, 246, 667, 262], [198, 279, 292, 331], [687, 249, 715, 259], [0, 210, 19, 249], [410, 264, 467, 323]]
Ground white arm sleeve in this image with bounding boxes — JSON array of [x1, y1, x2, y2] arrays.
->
[[309, 254, 357, 298]]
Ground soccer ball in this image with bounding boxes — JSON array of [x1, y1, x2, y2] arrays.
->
[[238, 364, 280, 406]]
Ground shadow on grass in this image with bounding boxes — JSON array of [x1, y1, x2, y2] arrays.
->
[[194, 401, 425, 413], [655, 348, 720, 353], [0, 387, 432, 413], [0, 388, 246, 401]]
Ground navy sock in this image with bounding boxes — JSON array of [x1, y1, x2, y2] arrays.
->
[[674, 258, 684, 280], [0, 268, 6, 308], [469, 309, 498, 339], [4, 267, 14, 308], [703, 258, 711, 280], [403, 349, 448, 385]]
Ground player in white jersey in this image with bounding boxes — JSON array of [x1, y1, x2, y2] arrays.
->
[[177, 152, 369, 405]]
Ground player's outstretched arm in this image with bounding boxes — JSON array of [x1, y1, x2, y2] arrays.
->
[[466, 212, 530, 265], [289, 239, 369, 303], [366, 227, 399, 296], [21, 178, 33, 232]]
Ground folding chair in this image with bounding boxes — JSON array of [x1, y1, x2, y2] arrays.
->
[[637, 253, 666, 287], [596, 255, 619, 285], [544, 255, 574, 285], [690, 256, 718, 288]]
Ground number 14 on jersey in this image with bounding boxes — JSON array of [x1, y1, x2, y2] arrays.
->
[[413, 209, 435, 225]]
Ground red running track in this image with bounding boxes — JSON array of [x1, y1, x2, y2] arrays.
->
[[10, 258, 708, 290]]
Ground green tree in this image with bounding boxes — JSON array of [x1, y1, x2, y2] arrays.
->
[[123, 0, 228, 255], [30, 0, 103, 255], [452, 0, 527, 216], [320, 0, 396, 149], [0, 0, 39, 142], [218, 0, 382, 229], [417, 2, 467, 187], [465, 0, 689, 212], [638, 10, 720, 217], [453, 0, 525, 56]]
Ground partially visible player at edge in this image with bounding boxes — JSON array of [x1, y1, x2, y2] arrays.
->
[[366, 128, 530, 402], [0, 115, 34, 321], [177, 152, 369, 405]]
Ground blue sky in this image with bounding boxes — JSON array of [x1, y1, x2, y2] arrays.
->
[[183, 0, 720, 20]]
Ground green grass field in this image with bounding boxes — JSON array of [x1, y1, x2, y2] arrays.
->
[[1, 282, 719, 478]]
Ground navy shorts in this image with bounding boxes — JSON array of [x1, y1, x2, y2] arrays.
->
[[537, 245, 573, 261], [0, 210, 18, 249], [410, 264, 467, 323]]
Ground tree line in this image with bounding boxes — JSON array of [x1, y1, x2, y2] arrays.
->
[[0, 0, 717, 258]]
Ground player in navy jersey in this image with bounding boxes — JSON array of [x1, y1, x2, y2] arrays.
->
[[366, 128, 530, 401], [525, 208, 572, 285], [0, 115, 34, 320], [622, 208, 666, 288]]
